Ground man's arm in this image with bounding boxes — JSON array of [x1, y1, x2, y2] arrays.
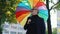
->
[[41, 18, 45, 28], [41, 18, 46, 34], [24, 17, 31, 30]]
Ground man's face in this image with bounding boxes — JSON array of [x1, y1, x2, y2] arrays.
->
[[31, 9, 38, 15]]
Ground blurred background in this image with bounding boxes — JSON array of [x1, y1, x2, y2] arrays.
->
[[0, 0, 60, 34]]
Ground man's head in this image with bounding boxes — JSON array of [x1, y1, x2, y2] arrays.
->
[[31, 7, 38, 15]]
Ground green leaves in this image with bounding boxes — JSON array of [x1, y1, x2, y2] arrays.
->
[[0, 0, 18, 24], [52, 28, 57, 34], [55, 2, 60, 10], [6, 15, 17, 24], [1, 14, 6, 24]]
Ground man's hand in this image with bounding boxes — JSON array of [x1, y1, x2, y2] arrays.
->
[[27, 19, 31, 24]]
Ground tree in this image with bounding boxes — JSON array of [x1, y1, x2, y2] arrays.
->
[[46, 0, 60, 34], [0, 0, 19, 34]]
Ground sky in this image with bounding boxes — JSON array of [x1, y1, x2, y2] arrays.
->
[[49, 0, 58, 28], [50, 9, 57, 28]]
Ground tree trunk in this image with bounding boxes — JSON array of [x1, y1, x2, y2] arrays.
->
[[0, 0, 3, 34], [59, 0, 60, 2], [0, 26, 2, 34], [46, 0, 52, 34], [0, 15, 2, 34], [0, 8, 2, 34], [47, 10, 52, 34]]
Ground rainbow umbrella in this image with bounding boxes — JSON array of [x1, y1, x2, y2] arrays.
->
[[16, 0, 48, 26]]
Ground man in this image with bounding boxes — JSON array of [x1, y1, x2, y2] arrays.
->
[[24, 7, 46, 34]]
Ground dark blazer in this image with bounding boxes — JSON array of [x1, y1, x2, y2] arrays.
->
[[24, 15, 46, 34]]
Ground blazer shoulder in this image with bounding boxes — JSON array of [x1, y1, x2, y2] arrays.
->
[[27, 17, 31, 20], [39, 17, 44, 20]]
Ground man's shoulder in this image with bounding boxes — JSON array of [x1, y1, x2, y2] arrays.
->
[[28, 16, 31, 18], [28, 16, 33, 18], [38, 17, 44, 20], [27, 17, 31, 20]]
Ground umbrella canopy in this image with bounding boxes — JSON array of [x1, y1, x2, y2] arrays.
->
[[16, 0, 48, 26]]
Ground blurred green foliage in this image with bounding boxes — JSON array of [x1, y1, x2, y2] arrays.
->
[[46, 28, 57, 34]]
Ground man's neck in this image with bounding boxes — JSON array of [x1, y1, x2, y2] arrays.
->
[[32, 14, 38, 16]]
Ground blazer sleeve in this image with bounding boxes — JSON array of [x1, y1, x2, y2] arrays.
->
[[41, 18, 46, 29], [24, 17, 30, 30]]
